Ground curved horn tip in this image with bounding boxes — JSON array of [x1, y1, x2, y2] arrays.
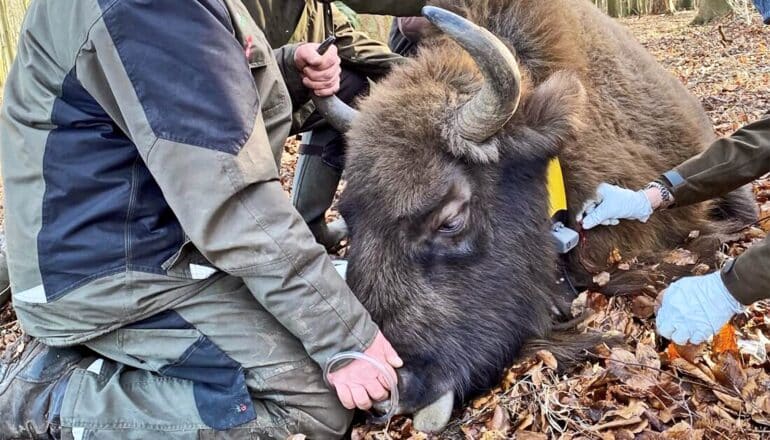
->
[[421, 6, 473, 31]]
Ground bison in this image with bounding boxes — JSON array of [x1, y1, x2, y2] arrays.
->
[[315, 0, 757, 431]]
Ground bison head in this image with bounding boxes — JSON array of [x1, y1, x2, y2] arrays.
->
[[318, 6, 588, 428]]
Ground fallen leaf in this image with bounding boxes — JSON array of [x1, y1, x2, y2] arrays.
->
[[485, 405, 510, 433], [608, 248, 623, 265], [631, 295, 655, 319], [535, 350, 558, 370], [712, 324, 739, 357], [592, 416, 644, 431], [662, 249, 698, 266], [666, 343, 704, 364], [594, 271, 611, 287]]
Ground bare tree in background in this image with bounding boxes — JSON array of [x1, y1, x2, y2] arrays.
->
[[692, 0, 734, 23], [652, 0, 678, 14]]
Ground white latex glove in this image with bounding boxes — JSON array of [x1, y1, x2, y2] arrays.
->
[[656, 272, 744, 345], [577, 183, 654, 230]]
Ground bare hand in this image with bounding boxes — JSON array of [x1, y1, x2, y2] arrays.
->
[[327, 331, 403, 411], [294, 43, 341, 97]]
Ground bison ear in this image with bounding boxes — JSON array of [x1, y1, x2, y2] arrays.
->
[[440, 123, 504, 164], [510, 70, 588, 159]]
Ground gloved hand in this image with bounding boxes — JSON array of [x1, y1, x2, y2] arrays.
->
[[577, 183, 654, 230], [656, 272, 744, 345], [327, 331, 403, 410]]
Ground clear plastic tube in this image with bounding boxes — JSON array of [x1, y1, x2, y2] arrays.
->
[[323, 352, 399, 424]]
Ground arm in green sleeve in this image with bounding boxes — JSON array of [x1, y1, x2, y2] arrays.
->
[[722, 235, 770, 305], [274, 44, 312, 110], [333, 0, 427, 16], [661, 113, 770, 206], [332, 5, 404, 77]]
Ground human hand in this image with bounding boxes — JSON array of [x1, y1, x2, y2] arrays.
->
[[656, 272, 744, 345], [294, 43, 341, 97], [327, 331, 403, 410], [577, 183, 655, 230]]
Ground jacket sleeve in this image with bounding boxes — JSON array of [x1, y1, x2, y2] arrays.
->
[[274, 44, 312, 109], [721, 237, 770, 305], [331, 5, 404, 77], [660, 113, 770, 206], [656, 113, 770, 305], [331, 0, 426, 16], [76, 0, 378, 367]]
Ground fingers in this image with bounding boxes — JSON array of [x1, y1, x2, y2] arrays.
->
[[349, 384, 373, 410], [363, 379, 389, 402], [302, 77, 341, 97], [689, 330, 710, 345], [670, 327, 690, 345], [383, 340, 404, 369], [655, 307, 675, 340], [306, 44, 338, 68], [576, 200, 598, 223], [302, 63, 341, 82], [335, 384, 356, 410], [301, 64, 342, 96], [581, 211, 604, 230], [377, 373, 392, 390]]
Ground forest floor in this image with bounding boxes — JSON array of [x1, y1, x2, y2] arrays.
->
[[1, 9, 769, 440]]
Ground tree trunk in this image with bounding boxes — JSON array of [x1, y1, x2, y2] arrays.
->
[[651, 0, 677, 14], [608, 0, 623, 17], [691, 0, 733, 24], [0, 0, 31, 91]]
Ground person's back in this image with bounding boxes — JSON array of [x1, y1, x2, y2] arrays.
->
[[1, 0, 292, 343]]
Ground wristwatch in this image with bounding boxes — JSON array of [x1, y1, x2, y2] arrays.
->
[[644, 181, 674, 209]]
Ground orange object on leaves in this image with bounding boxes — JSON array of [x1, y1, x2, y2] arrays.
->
[[712, 323, 739, 356]]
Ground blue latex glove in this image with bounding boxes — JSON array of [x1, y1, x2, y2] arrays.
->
[[656, 272, 744, 345], [577, 183, 654, 230]]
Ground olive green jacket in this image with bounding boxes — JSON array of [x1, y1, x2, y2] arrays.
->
[[660, 113, 770, 305]]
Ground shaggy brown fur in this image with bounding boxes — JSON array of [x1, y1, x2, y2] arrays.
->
[[338, 0, 756, 415]]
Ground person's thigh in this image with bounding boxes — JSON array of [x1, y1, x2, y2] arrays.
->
[[76, 275, 351, 439]]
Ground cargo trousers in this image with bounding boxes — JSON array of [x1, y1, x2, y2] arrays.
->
[[57, 275, 351, 440]]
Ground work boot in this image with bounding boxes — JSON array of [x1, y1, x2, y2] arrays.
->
[[0, 233, 10, 305], [0, 336, 86, 439], [292, 145, 348, 252]]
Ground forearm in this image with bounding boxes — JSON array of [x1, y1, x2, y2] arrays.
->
[[658, 113, 770, 207], [331, 0, 426, 16], [332, 7, 404, 77], [274, 44, 311, 109]]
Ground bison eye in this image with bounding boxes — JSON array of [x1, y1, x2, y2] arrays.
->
[[438, 216, 465, 234]]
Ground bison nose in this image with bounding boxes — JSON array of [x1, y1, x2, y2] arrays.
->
[[412, 390, 455, 433]]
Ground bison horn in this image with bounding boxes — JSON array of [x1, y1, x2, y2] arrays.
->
[[311, 95, 358, 133], [422, 6, 522, 143]]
